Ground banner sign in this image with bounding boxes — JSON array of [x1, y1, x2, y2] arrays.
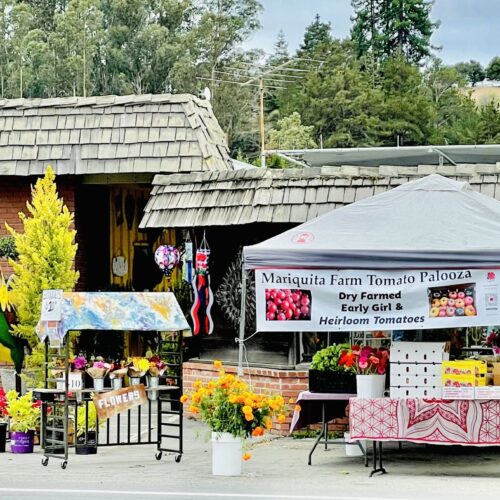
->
[[256, 268, 500, 332], [93, 384, 147, 421]]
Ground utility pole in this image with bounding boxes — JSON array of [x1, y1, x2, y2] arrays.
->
[[259, 78, 266, 168]]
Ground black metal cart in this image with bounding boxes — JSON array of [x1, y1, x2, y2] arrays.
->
[[34, 291, 190, 469]]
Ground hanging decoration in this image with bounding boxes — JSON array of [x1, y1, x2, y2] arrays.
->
[[190, 234, 214, 335], [112, 254, 128, 277], [154, 245, 180, 277], [182, 241, 193, 284]]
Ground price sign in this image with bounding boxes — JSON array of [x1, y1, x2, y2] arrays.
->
[[68, 372, 83, 391], [41, 289, 63, 322]]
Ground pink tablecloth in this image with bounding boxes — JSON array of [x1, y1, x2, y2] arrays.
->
[[349, 398, 500, 446]]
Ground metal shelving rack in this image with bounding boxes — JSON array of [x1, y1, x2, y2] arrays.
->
[[36, 329, 184, 469]]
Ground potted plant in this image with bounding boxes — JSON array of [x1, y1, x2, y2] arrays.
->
[[341, 345, 389, 398], [0, 388, 8, 453], [127, 357, 149, 386], [86, 358, 109, 391], [182, 360, 287, 476], [5, 390, 41, 453], [108, 361, 128, 390], [309, 344, 357, 393], [147, 355, 166, 401], [75, 402, 99, 455]]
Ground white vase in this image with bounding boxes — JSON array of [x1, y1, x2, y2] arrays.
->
[[111, 377, 123, 390], [356, 374, 386, 398], [211, 432, 242, 476], [129, 377, 141, 386], [148, 376, 159, 401]]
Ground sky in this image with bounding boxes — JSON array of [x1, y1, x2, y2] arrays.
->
[[245, 0, 500, 66]]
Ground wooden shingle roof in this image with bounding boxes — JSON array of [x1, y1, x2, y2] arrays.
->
[[139, 163, 500, 228], [0, 94, 231, 176]]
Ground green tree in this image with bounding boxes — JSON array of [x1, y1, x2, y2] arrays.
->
[[352, 0, 438, 65], [267, 30, 289, 66], [486, 56, 500, 81], [268, 112, 317, 150], [6, 166, 79, 350], [454, 60, 485, 86], [297, 14, 332, 58]]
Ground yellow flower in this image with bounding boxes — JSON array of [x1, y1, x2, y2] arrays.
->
[[294, 405, 301, 412], [214, 360, 222, 370], [228, 395, 238, 404], [188, 405, 199, 414], [243, 452, 251, 461], [252, 426, 264, 437], [180, 395, 188, 403], [242, 405, 253, 415], [193, 380, 202, 389], [265, 418, 272, 430], [244, 412, 254, 421], [278, 414, 286, 423], [192, 393, 201, 403], [288, 398, 295, 404]]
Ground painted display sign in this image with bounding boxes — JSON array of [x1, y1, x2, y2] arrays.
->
[[93, 384, 147, 421], [256, 268, 500, 332]]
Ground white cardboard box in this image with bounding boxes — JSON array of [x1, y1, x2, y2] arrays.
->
[[390, 342, 449, 363], [390, 386, 442, 398], [390, 373, 442, 387], [441, 386, 475, 399], [474, 386, 500, 399], [391, 363, 442, 377]]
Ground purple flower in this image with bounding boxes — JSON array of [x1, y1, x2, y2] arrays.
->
[[73, 356, 87, 370]]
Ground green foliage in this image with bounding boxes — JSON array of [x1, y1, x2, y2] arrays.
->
[[268, 112, 317, 150], [454, 60, 485, 86], [486, 56, 500, 81], [310, 344, 351, 373], [351, 0, 438, 65], [298, 14, 332, 58], [0, 236, 17, 260], [76, 402, 99, 436], [7, 166, 79, 350], [5, 390, 41, 432]]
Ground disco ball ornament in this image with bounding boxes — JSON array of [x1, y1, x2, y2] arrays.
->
[[154, 245, 180, 276]]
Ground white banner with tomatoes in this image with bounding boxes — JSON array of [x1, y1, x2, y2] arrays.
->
[[255, 268, 500, 332]]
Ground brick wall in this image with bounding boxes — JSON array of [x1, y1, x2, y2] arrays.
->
[[0, 176, 76, 276], [183, 362, 349, 436]]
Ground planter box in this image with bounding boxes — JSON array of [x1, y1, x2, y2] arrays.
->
[[308, 369, 356, 394]]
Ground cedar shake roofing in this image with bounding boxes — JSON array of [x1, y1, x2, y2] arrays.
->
[[0, 94, 231, 176], [139, 163, 500, 228]]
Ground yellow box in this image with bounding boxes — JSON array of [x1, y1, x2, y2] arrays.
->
[[442, 374, 486, 387], [442, 360, 487, 376], [493, 363, 500, 386]]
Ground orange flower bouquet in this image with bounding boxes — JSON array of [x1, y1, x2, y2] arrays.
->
[[182, 361, 287, 439]]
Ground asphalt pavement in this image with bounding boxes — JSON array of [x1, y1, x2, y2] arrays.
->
[[1, 417, 500, 500]]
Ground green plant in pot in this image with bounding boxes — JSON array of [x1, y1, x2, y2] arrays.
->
[[5, 390, 41, 453], [76, 402, 99, 455], [309, 344, 356, 393]]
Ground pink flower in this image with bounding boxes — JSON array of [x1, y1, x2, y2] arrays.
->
[[359, 357, 368, 370]]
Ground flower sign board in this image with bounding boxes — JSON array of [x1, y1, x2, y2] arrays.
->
[[256, 268, 500, 332], [92, 384, 147, 421]]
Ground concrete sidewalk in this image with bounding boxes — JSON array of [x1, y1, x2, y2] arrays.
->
[[1, 417, 500, 499]]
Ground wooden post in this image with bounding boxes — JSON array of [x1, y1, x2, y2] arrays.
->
[[259, 78, 266, 169], [237, 263, 247, 376]]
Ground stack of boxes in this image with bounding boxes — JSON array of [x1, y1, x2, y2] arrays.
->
[[442, 360, 487, 399], [390, 342, 449, 398]]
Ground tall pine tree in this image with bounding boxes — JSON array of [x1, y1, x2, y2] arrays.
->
[[351, 0, 438, 66]]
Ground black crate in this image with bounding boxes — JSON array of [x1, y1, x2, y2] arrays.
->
[[308, 369, 356, 394]]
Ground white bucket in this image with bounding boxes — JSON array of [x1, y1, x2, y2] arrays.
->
[[344, 432, 365, 457], [211, 432, 242, 476], [148, 376, 159, 401], [356, 374, 386, 398], [111, 377, 123, 390], [93, 378, 104, 391]]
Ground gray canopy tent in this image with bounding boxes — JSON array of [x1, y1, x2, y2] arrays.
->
[[238, 174, 500, 370]]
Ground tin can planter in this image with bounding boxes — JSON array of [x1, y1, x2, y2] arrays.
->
[[129, 377, 141, 386], [111, 377, 123, 390], [148, 376, 159, 401], [93, 378, 104, 391], [356, 374, 386, 398], [11, 430, 35, 453], [75, 431, 97, 455]]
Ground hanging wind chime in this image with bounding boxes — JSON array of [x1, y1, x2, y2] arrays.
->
[[190, 234, 214, 335]]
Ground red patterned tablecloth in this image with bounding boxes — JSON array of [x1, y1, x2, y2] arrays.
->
[[349, 398, 500, 446]]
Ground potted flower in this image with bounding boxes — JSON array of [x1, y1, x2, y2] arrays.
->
[[86, 358, 109, 391], [342, 345, 389, 398], [309, 344, 356, 393], [75, 402, 99, 455], [5, 390, 41, 453], [147, 355, 166, 400], [108, 361, 128, 390], [182, 361, 287, 476], [127, 357, 149, 386], [0, 388, 8, 453]]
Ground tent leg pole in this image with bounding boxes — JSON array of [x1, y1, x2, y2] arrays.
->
[[237, 265, 247, 377]]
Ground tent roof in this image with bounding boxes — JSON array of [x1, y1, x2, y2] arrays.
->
[[243, 174, 500, 269]]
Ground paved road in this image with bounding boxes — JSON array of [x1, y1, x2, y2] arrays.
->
[[2, 418, 500, 499]]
